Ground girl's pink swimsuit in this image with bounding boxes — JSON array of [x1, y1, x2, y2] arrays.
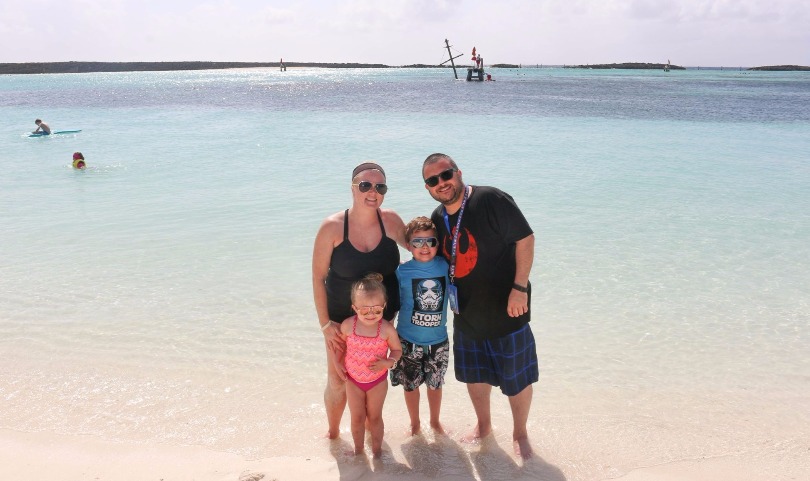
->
[[345, 316, 389, 391]]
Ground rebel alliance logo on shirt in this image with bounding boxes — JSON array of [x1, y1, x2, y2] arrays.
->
[[441, 227, 478, 279], [410, 277, 445, 327]]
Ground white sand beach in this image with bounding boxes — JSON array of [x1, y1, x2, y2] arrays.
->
[[1, 427, 802, 481]]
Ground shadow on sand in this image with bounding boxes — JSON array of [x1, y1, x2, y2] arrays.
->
[[471, 435, 566, 481], [330, 432, 565, 481], [330, 437, 412, 480], [401, 433, 476, 480]]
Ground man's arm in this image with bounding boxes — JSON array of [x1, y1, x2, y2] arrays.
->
[[507, 233, 534, 317]]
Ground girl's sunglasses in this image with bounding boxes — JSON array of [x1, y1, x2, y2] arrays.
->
[[355, 305, 385, 316], [410, 237, 438, 248], [353, 181, 388, 195], [424, 168, 457, 187]]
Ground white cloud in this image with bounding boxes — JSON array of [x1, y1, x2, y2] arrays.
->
[[327, 0, 462, 32], [0, 0, 807, 66]]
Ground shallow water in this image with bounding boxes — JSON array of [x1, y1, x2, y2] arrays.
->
[[1, 67, 809, 479]]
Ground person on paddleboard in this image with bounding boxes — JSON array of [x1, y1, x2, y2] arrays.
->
[[33, 119, 51, 135]]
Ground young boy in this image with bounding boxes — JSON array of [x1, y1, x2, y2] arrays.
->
[[33, 119, 51, 135], [391, 216, 450, 435]]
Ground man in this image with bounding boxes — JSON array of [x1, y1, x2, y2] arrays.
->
[[422, 152, 538, 458], [33, 119, 51, 135]]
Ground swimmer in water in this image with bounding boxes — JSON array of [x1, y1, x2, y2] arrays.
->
[[33, 119, 51, 135], [72, 152, 86, 169]]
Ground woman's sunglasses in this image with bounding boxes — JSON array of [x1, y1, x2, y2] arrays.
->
[[410, 237, 438, 248], [424, 168, 457, 187], [355, 305, 385, 316], [353, 181, 388, 195]]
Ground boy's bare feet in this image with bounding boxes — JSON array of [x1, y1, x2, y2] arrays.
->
[[347, 446, 364, 456]]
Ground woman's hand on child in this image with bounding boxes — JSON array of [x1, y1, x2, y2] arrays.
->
[[323, 321, 346, 353], [335, 363, 348, 381]]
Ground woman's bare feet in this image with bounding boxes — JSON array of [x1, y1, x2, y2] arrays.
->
[[513, 436, 534, 459]]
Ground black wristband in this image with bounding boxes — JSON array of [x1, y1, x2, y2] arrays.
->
[[512, 283, 528, 293]]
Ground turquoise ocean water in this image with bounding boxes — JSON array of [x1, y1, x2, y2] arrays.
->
[[1, 67, 809, 479]]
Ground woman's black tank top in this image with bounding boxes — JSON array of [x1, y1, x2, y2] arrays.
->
[[326, 209, 400, 322]]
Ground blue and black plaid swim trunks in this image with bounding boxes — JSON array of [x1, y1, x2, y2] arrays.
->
[[453, 323, 538, 396]]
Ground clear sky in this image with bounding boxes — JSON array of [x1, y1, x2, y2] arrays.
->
[[2, 0, 808, 67]]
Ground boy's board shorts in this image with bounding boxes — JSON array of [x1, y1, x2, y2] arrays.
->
[[454, 323, 538, 396], [390, 337, 449, 391]]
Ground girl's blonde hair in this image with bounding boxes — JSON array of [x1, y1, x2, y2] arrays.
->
[[350, 272, 387, 303]]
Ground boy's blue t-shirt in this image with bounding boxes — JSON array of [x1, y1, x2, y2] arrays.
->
[[395, 256, 450, 345]]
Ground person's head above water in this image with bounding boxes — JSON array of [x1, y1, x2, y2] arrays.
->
[[72, 152, 86, 169]]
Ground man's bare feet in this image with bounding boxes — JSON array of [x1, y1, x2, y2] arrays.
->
[[513, 437, 534, 459], [409, 423, 422, 436], [460, 423, 490, 444]]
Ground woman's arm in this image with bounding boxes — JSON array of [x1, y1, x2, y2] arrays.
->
[[312, 216, 345, 353], [382, 209, 408, 249], [331, 320, 350, 380]]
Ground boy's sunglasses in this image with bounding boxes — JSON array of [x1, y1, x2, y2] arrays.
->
[[410, 237, 438, 248], [424, 168, 457, 187], [355, 305, 385, 316], [353, 181, 388, 195]]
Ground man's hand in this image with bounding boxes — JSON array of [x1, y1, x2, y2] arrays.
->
[[507, 289, 529, 317]]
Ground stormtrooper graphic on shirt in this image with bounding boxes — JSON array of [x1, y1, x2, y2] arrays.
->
[[395, 256, 450, 346], [410, 277, 445, 327]]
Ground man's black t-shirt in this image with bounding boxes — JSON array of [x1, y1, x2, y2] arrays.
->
[[431, 186, 533, 340]]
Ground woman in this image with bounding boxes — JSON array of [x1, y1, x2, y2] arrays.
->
[[312, 162, 406, 439]]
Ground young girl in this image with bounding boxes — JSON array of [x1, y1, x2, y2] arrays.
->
[[334, 273, 402, 458]]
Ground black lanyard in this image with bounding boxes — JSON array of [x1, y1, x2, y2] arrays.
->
[[442, 185, 471, 284]]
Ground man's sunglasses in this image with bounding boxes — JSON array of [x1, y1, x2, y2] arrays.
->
[[353, 181, 388, 195], [410, 237, 438, 249], [424, 168, 457, 187]]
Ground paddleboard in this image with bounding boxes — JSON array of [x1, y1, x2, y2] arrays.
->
[[28, 129, 82, 137]]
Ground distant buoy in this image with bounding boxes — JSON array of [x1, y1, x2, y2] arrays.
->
[[72, 152, 86, 169]]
